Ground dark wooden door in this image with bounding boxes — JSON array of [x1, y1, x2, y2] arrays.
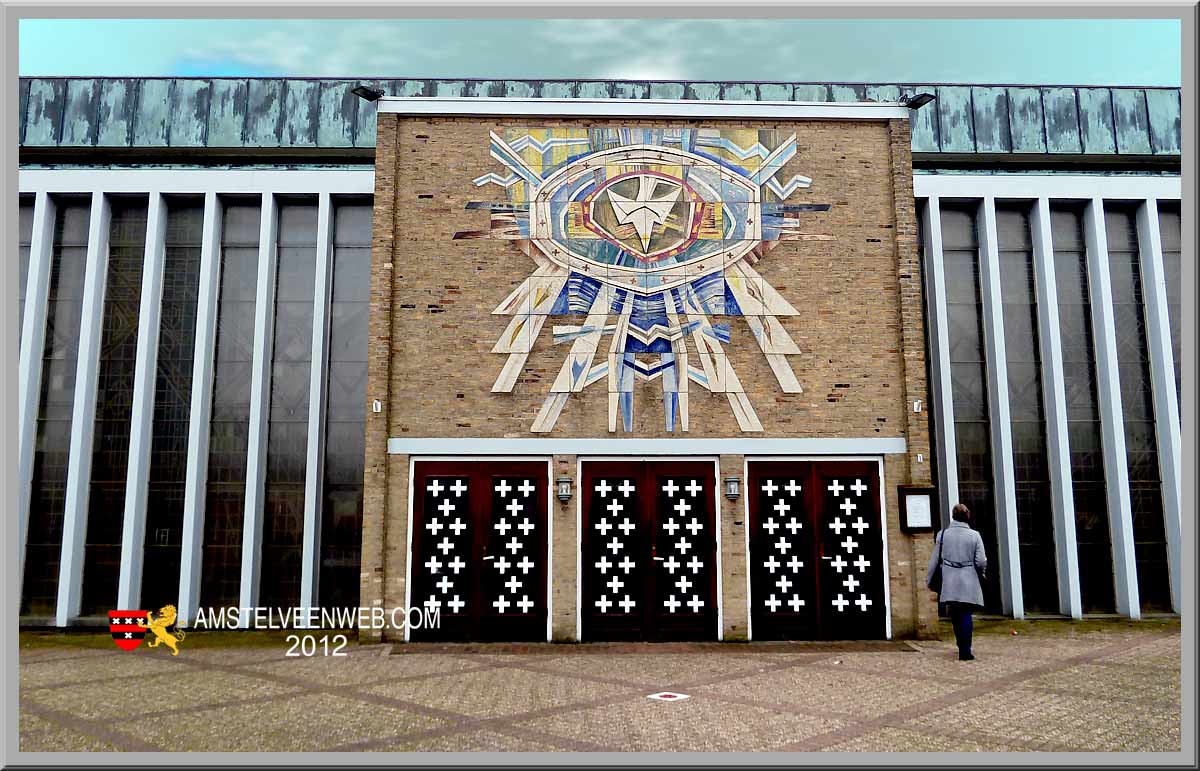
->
[[581, 460, 718, 641], [410, 461, 548, 641], [748, 460, 887, 640]]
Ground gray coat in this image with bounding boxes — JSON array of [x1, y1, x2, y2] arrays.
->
[[926, 520, 987, 606]]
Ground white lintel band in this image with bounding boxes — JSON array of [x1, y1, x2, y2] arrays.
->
[[375, 96, 913, 120]]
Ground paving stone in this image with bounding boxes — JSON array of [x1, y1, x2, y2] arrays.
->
[[121, 692, 448, 752], [23, 669, 303, 721], [819, 725, 1020, 752], [370, 728, 568, 752], [243, 652, 482, 686], [516, 695, 844, 751], [18, 711, 120, 753], [362, 666, 632, 719]]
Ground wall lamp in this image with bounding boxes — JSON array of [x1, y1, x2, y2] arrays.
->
[[902, 92, 936, 110], [724, 476, 741, 501], [352, 85, 386, 102], [556, 476, 574, 503]]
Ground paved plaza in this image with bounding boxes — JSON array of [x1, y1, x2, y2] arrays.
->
[[18, 618, 1181, 753]]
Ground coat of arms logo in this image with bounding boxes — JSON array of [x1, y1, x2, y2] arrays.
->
[[456, 128, 831, 433]]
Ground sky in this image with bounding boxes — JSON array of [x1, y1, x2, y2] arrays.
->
[[18, 18, 1181, 86]]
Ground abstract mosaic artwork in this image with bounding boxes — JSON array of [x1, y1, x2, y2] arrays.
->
[[456, 128, 832, 433]]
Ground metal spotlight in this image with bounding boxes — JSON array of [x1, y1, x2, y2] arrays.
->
[[351, 85, 386, 102], [903, 92, 935, 110]]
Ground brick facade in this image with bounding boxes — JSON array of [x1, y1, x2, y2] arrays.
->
[[361, 113, 937, 642]]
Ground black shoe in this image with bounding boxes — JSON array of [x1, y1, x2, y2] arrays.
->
[[958, 652, 975, 661]]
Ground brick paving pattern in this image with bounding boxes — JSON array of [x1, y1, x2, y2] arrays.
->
[[18, 622, 1181, 753]]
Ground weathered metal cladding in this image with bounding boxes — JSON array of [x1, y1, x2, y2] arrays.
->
[[16, 77, 1181, 160]]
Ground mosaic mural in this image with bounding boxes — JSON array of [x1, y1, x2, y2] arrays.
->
[[455, 128, 832, 433]]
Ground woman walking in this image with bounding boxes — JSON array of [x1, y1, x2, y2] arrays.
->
[[927, 503, 987, 661]]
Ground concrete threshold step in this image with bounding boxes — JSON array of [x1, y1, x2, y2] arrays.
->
[[387, 640, 921, 655]]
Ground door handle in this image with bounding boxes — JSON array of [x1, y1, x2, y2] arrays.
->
[[483, 555, 494, 561], [653, 557, 664, 561]]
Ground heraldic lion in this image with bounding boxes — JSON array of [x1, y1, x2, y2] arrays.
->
[[138, 604, 186, 656]]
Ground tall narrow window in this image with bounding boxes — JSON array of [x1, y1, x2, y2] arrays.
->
[[1051, 205, 1115, 613], [1106, 204, 1170, 612], [1157, 201, 1181, 416], [21, 199, 91, 617], [259, 200, 318, 609], [320, 202, 371, 608], [80, 198, 148, 616], [140, 198, 204, 609], [940, 204, 1001, 611], [18, 196, 34, 351], [200, 201, 260, 608], [996, 204, 1057, 613]]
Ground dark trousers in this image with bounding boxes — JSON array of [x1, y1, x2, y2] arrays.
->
[[945, 602, 974, 658]]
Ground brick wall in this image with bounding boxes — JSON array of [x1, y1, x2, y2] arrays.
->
[[361, 113, 937, 641]]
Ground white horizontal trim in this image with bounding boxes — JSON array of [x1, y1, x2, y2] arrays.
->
[[18, 169, 375, 195], [914, 174, 1181, 200], [388, 437, 907, 456], [377, 96, 912, 120]]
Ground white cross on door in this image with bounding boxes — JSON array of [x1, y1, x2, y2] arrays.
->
[[505, 575, 522, 593], [618, 595, 636, 612], [665, 595, 681, 612], [448, 595, 465, 612], [493, 595, 511, 612], [686, 595, 704, 612], [596, 596, 613, 612], [785, 479, 802, 496], [685, 519, 703, 535], [595, 480, 612, 497], [827, 480, 844, 496], [787, 595, 804, 611], [663, 519, 680, 535], [663, 555, 680, 573], [426, 519, 443, 534], [607, 576, 624, 593], [427, 480, 444, 496], [449, 518, 466, 535], [854, 555, 871, 572], [595, 556, 612, 574], [851, 479, 868, 496], [494, 556, 511, 573], [765, 594, 782, 611], [763, 555, 781, 573], [495, 480, 512, 497], [852, 517, 868, 534], [762, 480, 779, 495], [518, 479, 536, 497], [619, 556, 636, 573], [450, 479, 467, 497], [517, 595, 534, 613], [662, 479, 680, 496], [687, 556, 703, 573], [618, 480, 636, 497], [436, 576, 453, 593], [831, 594, 849, 612], [855, 594, 873, 611]]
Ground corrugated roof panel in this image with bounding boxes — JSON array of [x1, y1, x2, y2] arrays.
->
[[395, 79, 430, 98], [503, 80, 536, 98], [830, 84, 866, 102], [97, 78, 136, 147], [16, 78, 1179, 160], [18, 77, 30, 145], [792, 84, 829, 101], [649, 82, 686, 100], [433, 80, 467, 97], [1042, 87, 1083, 154], [1112, 88, 1152, 154], [244, 79, 284, 147], [207, 79, 248, 147], [721, 83, 758, 101], [24, 78, 66, 147], [906, 85, 939, 153], [865, 84, 901, 103], [169, 79, 211, 147], [133, 79, 172, 146], [540, 81, 576, 98], [1145, 88, 1181, 155], [612, 82, 649, 99], [61, 78, 99, 146], [281, 79, 320, 147], [1006, 87, 1046, 153], [685, 83, 722, 100], [936, 86, 975, 152], [1077, 87, 1118, 154], [970, 87, 1010, 153], [353, 79, 387, 148], [317, 80, 356, 148]]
